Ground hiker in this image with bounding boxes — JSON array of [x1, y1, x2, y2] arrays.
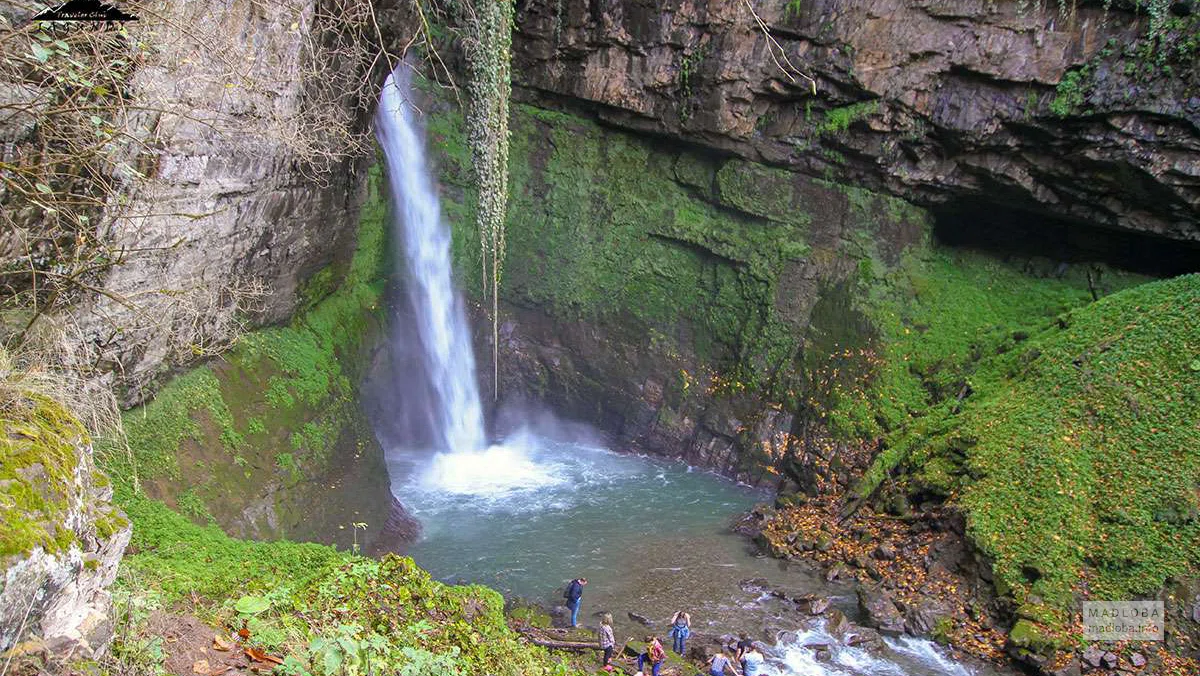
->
[[636, 635, 667, 676], [598, 613, 616, 670], [707, 649, 735, 676], [563, 577, 587, 627], [733, 632, 753, 663], [741, 644, 765, 676], [667, 610, 691, 655]]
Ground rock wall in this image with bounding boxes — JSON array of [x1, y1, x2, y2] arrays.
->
[[432, 99, 927, 486], [103, 165, 403, 554], [431, 92, 1148, 491], [511, 0, 1199, 245], [43, 0, 411, 404], [0, 398, 131, 661]]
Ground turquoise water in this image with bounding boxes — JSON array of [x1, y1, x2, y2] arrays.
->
[[384, 431, 1010, 676]]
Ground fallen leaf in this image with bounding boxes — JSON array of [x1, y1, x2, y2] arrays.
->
[[193, 659, 211, 675], [212, 635, 232, 651], [237, 625, 251, 641], [244, 647, 283, 664], [245, 647, 267, 662]]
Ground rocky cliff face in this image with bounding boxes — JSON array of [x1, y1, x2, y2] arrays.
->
[[1, 399, 131, 662], [511, 0, 1198, 246]]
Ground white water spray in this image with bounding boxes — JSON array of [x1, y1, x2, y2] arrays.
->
[[377, 69, 485, 454]]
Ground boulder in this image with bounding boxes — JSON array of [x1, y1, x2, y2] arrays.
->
[[0, 400, 131, 661], [856, 587, 906, 636], [904, 597, 956, 637], [1081, 645, 1105, 669]]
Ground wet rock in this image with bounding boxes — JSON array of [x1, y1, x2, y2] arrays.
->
[[904, 597, 956, 637], [824, 609, 853, 639], [1047, 658, 1082, 676], [845, 628, 883, 649], [512, 0, 1200, 249], [628, 612, 654, 627], [1101, 652, 1119, 669], [857, 587, 906, 636], [802, 597, 831, 615], [738, 578, 769, 594], [367, 496, 422, 556], [1081, 645, 1104, 669], [825, 563, 848, 582]]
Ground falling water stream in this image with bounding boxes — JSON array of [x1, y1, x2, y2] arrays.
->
[[373, 68, 1010, 676]]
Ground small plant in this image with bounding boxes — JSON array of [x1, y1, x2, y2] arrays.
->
[[784, 0, 803, 19], [1050, 69, 1088, 116]]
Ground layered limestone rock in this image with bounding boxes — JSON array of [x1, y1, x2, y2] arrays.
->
[[0, 398, 131, 661], [511, 0, 1199, 244]]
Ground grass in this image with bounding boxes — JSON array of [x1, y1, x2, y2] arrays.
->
[[113, 493, 585, 676], [955, 275, 1200, 608]]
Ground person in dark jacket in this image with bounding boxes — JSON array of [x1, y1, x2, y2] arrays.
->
[[564, 577, 587, 627]]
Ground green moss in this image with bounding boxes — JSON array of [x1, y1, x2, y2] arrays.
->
[[818, 101, 879, 134], [856, 274, 1199, 629], [175, 488, 215, 525], [115, 494, 585, 675], [437, 103, 809, 389], [99, 163, 390, 531], [1008, 619, 1064, 654], [955, 275, 1200, 610], [0, 395, 88, 557]]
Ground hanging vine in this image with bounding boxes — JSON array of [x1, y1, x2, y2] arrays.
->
[[455, 0, 514, 402]]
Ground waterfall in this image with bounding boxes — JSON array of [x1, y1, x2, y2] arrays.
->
[[377, 68, 486, 454]]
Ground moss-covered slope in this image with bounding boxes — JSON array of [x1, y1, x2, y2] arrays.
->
[[919, 275, 1198, 608], [100, 165, 392, 548]]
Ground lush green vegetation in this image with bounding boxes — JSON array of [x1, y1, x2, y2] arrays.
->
[[855, 272, 1199, 637], [113, 494, 582, 676], [433, 101, 848, 391], [99, 165, 390, 533], [0, 394, 91, 556]]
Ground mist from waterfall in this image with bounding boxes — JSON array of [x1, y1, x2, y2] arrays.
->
[[376, 68, 485, 454]]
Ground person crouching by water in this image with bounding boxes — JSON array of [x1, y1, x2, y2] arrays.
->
[[668, 610, 691, 655], [637, 635, 667, 676], [707, 649, 734, 676], [740, 644, 766, 676], [563, 577, 587, 627], [598, 613, 615, 671]]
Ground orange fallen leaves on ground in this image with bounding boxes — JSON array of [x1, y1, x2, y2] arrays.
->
[[244, 647, 284, 665]]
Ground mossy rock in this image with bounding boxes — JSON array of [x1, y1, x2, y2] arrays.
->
[[1008, 619, 1066, 655], [0, 394, 88, 558]]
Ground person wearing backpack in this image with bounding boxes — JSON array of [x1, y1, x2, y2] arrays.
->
[[563, 577, 587, 627], [636, 636, 667, 676]]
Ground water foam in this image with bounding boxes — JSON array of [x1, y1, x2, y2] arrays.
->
[[421, 440, 568, 496]]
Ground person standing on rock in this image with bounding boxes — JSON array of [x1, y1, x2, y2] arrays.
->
[[636, 635, 667, 676], [667, 610, 691, 655], [734, 633, 753, 665], [564, 577, 587, 627], [598, 613, 616, 670]]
